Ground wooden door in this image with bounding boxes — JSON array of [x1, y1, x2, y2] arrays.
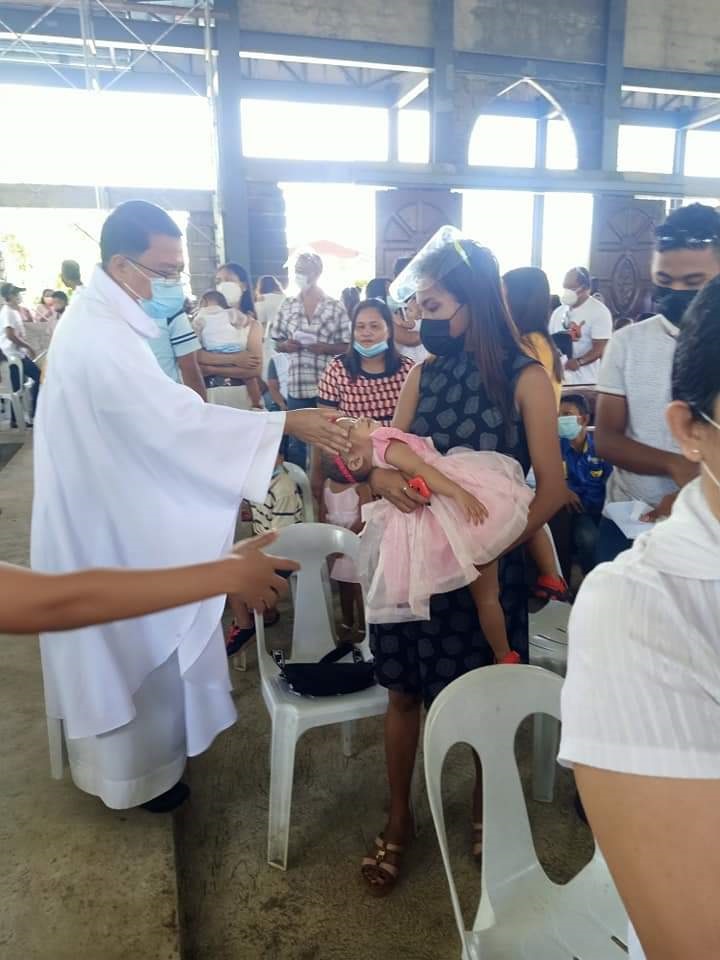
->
[[589, 196, 665, 319], [375, 189, 462, 277]]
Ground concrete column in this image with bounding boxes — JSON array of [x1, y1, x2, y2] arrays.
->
[[601, 0, 628, 172], [187, 210, 218, 295], [214, 0, 250, 267], [532, 118, 547, 267], [430, 0, 455, 165]]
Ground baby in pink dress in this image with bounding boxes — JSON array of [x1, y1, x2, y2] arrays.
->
[[334, 417, 533, 665]]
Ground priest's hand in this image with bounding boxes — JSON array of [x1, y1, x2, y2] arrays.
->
[[228, 532, 299, 612], [285, 407, 352, 456]]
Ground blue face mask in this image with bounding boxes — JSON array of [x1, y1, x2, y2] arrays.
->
[[354, 339, 388, 359], [558, 415, 583, 441], [139, 277, 186, 321]]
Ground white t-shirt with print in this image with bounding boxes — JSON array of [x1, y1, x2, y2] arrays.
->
[[0, 304, 27, 359], [550, 296, 613, 385], [596, 314, 680, 509]]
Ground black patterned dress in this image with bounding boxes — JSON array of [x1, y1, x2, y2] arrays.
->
[[370, 348, 537, 707]]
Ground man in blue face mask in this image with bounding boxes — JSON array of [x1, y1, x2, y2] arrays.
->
[[30, 200, 351, 816], [595, 203, 720, 563], [550, 394, 612, 579]]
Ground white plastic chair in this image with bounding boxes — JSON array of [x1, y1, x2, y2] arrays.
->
[[0, 358, 29, 435], [254, 522, 388, 870], [282, 461, 315, 522], [424, 665, 628, 960], [528, 600, 571, 803], [233, 462, 316, 672]]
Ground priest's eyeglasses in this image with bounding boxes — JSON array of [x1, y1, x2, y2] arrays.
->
[[125, 256, 190, 285]]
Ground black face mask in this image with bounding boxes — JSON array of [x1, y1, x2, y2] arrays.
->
[[652, 286, 698, 327], [419, 308, 466, 356]]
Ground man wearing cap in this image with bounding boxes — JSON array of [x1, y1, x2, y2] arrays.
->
[[549, 267, 613, 387], [0, 282, 40, 422]]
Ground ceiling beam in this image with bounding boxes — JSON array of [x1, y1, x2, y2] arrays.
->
[[0, 7, 204, 53], [240, 155, 720, 199], [682, 100, 720, 131], [623, 67, 720, 98]]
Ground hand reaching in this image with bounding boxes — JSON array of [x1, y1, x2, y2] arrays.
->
[[285, 407, 351, 457], [226, 532, 299, 612]]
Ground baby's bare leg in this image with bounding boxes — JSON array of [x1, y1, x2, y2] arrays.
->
[[468, 561, 511, 661]]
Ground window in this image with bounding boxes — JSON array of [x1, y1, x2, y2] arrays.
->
[[545, 118, 578, 171], [541, 194, 594, 293], [241, 100, 388, 162], [617, 125, 675, 175], [462, 190, 534, 273], [0, 85, 214, 188], [468, 115, 536, 168], [281, 183, 376, 296], [397, 109, 430, 163], [684, 130, 720, 179]]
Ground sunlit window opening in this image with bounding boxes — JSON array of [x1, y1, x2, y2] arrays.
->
[[617, 124, 675, 175], [0, 86, 214, 189], [684, 130, 720, 179], [462, 190, 535, 273], [545, 118, 578, 171], [542, 193, 594, 292], [468, 115, 537, 168], [398, 110, 430, 164], [281, 183, 377, 296], [241, 100, 389, 162]]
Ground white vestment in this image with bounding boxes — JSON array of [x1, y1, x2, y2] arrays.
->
[[32, 265, 285, 808]]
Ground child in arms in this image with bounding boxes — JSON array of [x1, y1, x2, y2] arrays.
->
[[334, 418, 533, 664]]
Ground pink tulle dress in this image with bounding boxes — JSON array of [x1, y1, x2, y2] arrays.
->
[[357, 427, 533, 623], [323, 482, 360, 583]]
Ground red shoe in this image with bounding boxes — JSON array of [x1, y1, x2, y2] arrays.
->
[[534, 575, 571, 603], [498, 650, 521, 665]]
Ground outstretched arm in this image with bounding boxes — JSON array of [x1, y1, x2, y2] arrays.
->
[[0, 532, 298, 635]]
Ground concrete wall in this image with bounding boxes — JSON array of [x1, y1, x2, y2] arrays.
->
[[625, 0, 720, 74], [455, 0, 606, 62], [237, 0, 432, 47]]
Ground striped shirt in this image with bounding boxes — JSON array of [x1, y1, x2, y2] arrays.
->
[[148, 311, 199, 382], [249, 466, 304, 535], [317, 355, 415, 423]]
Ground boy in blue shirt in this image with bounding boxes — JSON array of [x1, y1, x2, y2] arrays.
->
[[552, 393, 612, 578]]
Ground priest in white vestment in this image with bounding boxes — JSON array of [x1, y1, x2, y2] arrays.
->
[[31, 201, 348, 811]]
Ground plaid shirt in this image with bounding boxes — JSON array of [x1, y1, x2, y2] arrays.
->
[[270, 294, 351, 399]]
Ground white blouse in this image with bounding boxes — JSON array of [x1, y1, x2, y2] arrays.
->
[[559, 478, 720, 960]]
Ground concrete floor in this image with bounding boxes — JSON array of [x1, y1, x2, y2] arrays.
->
[[1, 437, 595, 960], [0, 440, 180, 960], [175, 628, 594, 960]]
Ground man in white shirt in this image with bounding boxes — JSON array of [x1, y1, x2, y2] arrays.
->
[[32, 200, 349, 813], [560, 281, 720, 960], [549, 267, 613, 385], [594, 203, 720, 562], [0, 282, 41, 422]]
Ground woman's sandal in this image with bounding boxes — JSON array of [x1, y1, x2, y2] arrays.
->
[[361, 834, 405, 897], [472, 821, 483, 861]]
